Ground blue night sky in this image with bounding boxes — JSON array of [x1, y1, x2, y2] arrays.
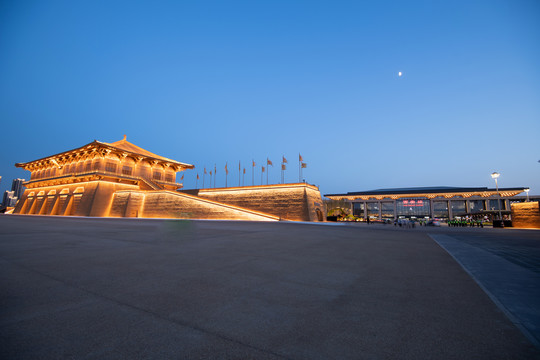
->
[[1, 0, 539, 197]]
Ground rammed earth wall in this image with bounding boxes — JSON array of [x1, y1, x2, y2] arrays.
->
[[194, 183, 325, 221], [511, 201, 540, 229], [109, 190, 279, 221]]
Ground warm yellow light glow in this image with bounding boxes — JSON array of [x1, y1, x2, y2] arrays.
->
[[326, 189, 524, 201], [199, 182, 318, 193]]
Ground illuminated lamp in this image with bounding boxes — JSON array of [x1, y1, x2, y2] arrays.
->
[[490, 172, 502, 220]]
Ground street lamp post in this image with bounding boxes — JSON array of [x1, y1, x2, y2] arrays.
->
[[491, 172, 503, 221], [525, 188, 530, 202]]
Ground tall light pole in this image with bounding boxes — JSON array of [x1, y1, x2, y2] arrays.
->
[[525, 188, 530, 202], [491, 172, 502, 220]]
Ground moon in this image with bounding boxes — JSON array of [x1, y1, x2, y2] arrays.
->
[[398, 71, 403, 77]]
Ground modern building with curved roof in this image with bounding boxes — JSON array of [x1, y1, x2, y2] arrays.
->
[[325, 186, 531, 220]]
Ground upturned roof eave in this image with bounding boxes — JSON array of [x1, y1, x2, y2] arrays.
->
[[15, 140, 194, 170], [94, 140, 194, 169]]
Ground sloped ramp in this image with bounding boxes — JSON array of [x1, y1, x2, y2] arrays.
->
[[109, 190, 280, 221]]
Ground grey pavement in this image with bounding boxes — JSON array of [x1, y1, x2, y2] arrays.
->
[[1, 215, 539, 359], [430, 232, 540, 348]]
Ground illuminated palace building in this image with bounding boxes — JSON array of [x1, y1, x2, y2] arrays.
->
[[13, 137, 324, 221], [325, 187, 531, 220]]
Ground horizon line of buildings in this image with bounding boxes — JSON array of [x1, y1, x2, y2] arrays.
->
[[2, 137, 537, 223]]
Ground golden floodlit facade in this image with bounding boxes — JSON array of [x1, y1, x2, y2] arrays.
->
[[13, 137, 324, 221]]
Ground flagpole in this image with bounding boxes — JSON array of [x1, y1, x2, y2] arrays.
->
[[252, 160, 254, 186], [266, 158, 269, 185], [203, 167, 206, 189], [299, 153, 301, 183], [238, 161, 241, 187], [214, 164, 216, 188], [196, 174, 198, 189]]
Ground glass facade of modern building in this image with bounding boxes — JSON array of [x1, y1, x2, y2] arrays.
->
[[433, 201, 449, 218], [381, 202, 394, 218], [353, 202, 364, 218], [396, 198, 430, 217]]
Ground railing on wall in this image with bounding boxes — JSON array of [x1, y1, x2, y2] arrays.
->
[[26, 170, 183, 190]]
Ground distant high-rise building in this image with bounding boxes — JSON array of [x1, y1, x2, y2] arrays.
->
[[2, 190, 17, 207], [11, 178, 25, 200], [1, 179, 25, 207]]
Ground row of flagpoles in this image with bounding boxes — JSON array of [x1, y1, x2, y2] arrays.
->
[[194, 154, 307, 189]]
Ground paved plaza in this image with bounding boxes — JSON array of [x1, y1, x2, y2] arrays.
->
[[1, 216, 539, 359]]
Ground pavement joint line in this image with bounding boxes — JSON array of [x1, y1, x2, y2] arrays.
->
[[428, 233, 540, 349], [0, 256, 293, 360]]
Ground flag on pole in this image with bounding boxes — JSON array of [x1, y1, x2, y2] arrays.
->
[[299, 154, 303, 162], [281, 164, 286, 170], [225, 162, 229, 187], [180, 174, 184, 180], [210, 171, 212, 175], [197, 174, 200, 180], [282, 156, 288, 164], [262, 166, 265, 173], [252, 160, 255, 185], [204, 167, 207, 174], [243, 168, 246, 174], [301, 162, 307, 168], [266, 158, 272, 185]]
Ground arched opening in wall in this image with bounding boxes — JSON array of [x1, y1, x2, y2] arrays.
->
[[45, 190, 57, 215], [316, 208, 324, 222], [69, 194, 83, 215], [30, 191, 46, 215], [20, 192, 35, 214]]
